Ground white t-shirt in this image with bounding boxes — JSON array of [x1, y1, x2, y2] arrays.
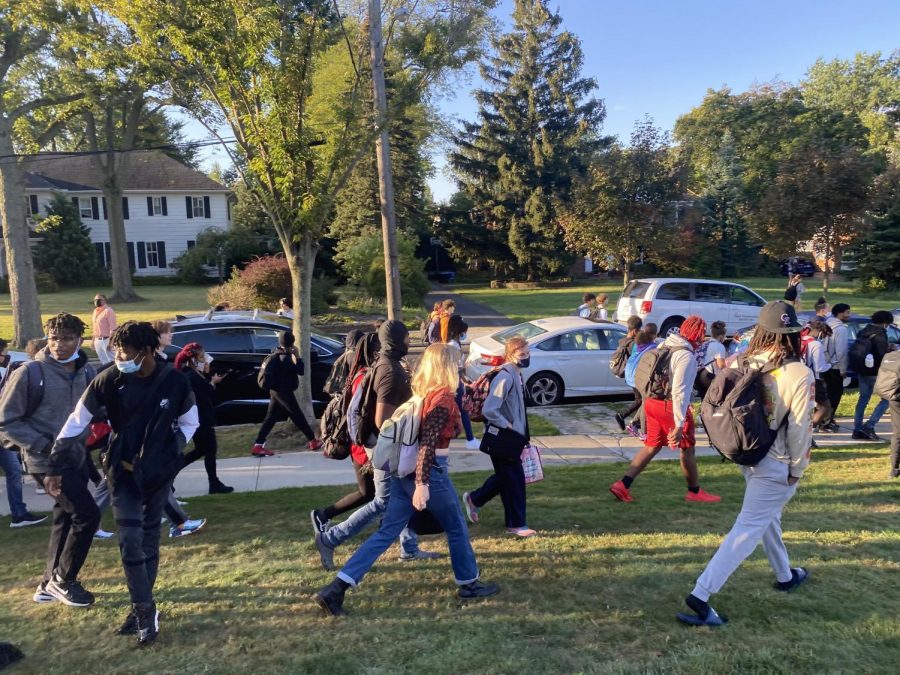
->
[[597, 307, 608, 321], [704, 340, 728, 374]]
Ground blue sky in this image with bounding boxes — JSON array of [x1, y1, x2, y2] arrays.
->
[[194, 0, 900, 202]]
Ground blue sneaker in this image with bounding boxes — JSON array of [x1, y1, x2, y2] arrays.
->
[[169, 518, 206, 538]]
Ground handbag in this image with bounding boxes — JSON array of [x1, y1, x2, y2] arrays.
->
[[521, 443, 544, 484], [480, 423, 527, 460]]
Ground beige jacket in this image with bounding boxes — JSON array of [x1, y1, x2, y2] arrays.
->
[[740, 351, 815, 478]]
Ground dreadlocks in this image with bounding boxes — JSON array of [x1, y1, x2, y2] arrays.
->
[[111, 321, 160, 353], [679, 316, 707, 349], [43, 313, 87, 337], [745, 327, 801, 369]]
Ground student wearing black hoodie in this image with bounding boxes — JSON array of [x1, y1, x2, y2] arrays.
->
[[323, 329, 364, 397], [851, 311, 895, 441]]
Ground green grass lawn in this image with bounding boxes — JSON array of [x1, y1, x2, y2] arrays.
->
[[455, 276, 896, 324], [0, 284, 215, 340], [1, 445, 897, 674], [214, 413, 561, 459]]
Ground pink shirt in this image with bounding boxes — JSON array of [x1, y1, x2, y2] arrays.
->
[[92, 306, 117, 338]]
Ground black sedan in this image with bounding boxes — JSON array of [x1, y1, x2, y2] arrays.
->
[[779, 257, 817, 277], [165, 310, 344, 424]]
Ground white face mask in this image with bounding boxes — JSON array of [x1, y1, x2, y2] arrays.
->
[[52, 340, 82, 363], [204, 353, 214, 365], [115, 354, 144, 374]]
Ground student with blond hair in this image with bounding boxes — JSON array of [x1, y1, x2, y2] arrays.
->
[[314, 342, 499, 616]]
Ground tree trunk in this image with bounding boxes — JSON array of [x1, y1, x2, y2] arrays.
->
[[0, 121, 43, 347], [822, 226, 832, 295], [103, 181, 141, 302], [622, 256, 631, 287], [288, 234, 318, 424]]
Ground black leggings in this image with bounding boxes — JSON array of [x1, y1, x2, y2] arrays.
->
[[256, 390, 315, 444], [183, 425, 219, 484], [622, 388, 643, 421], [821, 369, 844, 425], [322, 459, 375, 521]]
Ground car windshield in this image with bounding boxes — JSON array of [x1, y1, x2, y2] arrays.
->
[[622, 281, 650, 299], [492, 322, 548, 344]]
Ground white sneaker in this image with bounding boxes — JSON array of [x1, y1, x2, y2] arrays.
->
[[94, 528, 115, 540], [465, 439, 481, 450]]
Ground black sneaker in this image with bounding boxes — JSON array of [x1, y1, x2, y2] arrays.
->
[[458, 580, 500, 599], [46, 575, 95, 607], [614, 413, 626, 431], [310, 509, 329, 534], [774, 567, 810, 592], [852, 430, 874, 441], [864, 429, 883, 442], [208, 480, 235, 494], [116, 611, 138, 636], [10, 512, 47, 529], [826, 422, 840, 432], [135, 602, 159, 646]]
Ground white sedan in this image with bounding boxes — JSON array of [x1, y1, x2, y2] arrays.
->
[[465, 317, 633, 406]]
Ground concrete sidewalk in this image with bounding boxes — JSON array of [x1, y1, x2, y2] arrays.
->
[[1, 417, 892, 516]]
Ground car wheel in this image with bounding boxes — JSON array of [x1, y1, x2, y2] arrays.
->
[[527, 372, 563, 406], [660, 317, 684, 337]]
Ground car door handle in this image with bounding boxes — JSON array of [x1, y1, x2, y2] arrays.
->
[[557, 356, 572, 361]]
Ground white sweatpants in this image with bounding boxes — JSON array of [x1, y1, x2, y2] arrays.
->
[[692, 455, 797, 601], [93, 337, 114, 364]]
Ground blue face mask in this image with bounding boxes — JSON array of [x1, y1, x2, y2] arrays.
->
[[52, 342, 82, 364], [115, 354, 144, 374], [460, 333, 468, 343]]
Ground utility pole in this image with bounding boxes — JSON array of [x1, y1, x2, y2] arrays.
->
[[369, 0, 403, 320]]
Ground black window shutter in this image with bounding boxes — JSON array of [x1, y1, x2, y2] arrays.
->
[[185, 196, 193, 219], [161, 196, 168, 216], [94, 243, 104, 267], [102, 197, 107, 220], [226, 199, 231, 221], [29, 195, 38, 214], [122, 197, 130, 220], [103, 242, 111, 269], [157, 241, 167, 269], [91, 196, 99, 220], [137, 242, 147, 269], [203, 196, 211, 218], [147, 196, 154, 216], [71, 196, 79, 209], [127, 242, 135, 270], [187, 240, 195, 249]]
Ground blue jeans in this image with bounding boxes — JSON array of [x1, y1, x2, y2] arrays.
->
[[456, 382, 474, 441], [338, 456, 479, 587], [855, 375, 889, 432], [0, 447, 27, 518], [322, 469, 418, 555]]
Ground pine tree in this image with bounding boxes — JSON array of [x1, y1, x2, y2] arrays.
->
[[33, 194, 104, 286], [858, 166, 900, 289], [450, 0, 605, 278]]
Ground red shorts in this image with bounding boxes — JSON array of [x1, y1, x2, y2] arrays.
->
[[644, 398, 695, 449]]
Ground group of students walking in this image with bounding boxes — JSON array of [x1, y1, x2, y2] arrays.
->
[[1, 291, 897, 643]]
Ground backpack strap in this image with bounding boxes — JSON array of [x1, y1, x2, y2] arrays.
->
[[23, 361, 45, 419]]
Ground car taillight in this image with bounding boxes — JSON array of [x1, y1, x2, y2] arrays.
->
[[481, 354, 505, 367], [640, 301, 652, 314]]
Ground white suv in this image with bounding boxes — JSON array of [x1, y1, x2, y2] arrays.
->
[[616, 278, 767, 336]]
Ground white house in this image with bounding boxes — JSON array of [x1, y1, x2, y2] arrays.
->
[[16, 150, 231, 277]]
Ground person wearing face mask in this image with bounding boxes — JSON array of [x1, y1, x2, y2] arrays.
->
[[463, 336, 536, 537], [0, 314, 98, 605], [47, 321, 199, 646], [174, 342, 232, 494], [91, 294, 117, 364], [610, 315, 721, 504], [446, 314, 478, 450]]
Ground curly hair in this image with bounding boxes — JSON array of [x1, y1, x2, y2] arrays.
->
[[43, 313, 87, 338], [110, 321, 159, 353], [174, 342, 204, 370]]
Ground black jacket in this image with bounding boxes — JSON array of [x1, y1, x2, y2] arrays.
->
[[266, 349, 305, 393], [853, 324, 891, 376], [185, 368, 216, 428]]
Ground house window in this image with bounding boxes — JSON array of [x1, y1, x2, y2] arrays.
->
[[152, 197, 163, 215], [192, 197, 205, 218], [146, 241, 159, 267], [79, 197, 93, 218]]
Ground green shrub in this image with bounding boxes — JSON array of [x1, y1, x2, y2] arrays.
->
[[35, 272, 60, 293], [32, 195, 104, 286], [172, 226, 272, 284], [337, 231, 430, 307]]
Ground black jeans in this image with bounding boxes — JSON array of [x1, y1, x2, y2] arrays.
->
[[322, 458, 375, 520], [821, 369, 844, 425], [183, 425, 219, 484], [256, 390, 315, 444], [43, 463, 101, 583], [470, 452, 527, 529], [622, 388, 643, 421], [111, 470, 172, 605], [890, 400, 900, 472]]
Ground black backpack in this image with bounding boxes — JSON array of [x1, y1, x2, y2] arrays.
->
[[609, 337, 633, 379], [634, 346, 687, 400], [257, 353, 278, 391], [847, 333, 873, 373], [700, 361, 786, 466]]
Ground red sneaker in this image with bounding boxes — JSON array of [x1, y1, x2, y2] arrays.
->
[[308, 439, 323, 451], [251, 444, 274, 457], [685, 488, 721, 503], [609, 480, 633, 503]]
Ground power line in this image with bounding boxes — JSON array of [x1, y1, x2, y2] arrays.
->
[[0, 137, 239, 162]]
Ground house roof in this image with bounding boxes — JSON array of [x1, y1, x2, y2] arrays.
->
[[21, 151, 228, 193]]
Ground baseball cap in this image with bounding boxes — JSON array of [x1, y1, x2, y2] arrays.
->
[[758, 301, 802, 334]]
